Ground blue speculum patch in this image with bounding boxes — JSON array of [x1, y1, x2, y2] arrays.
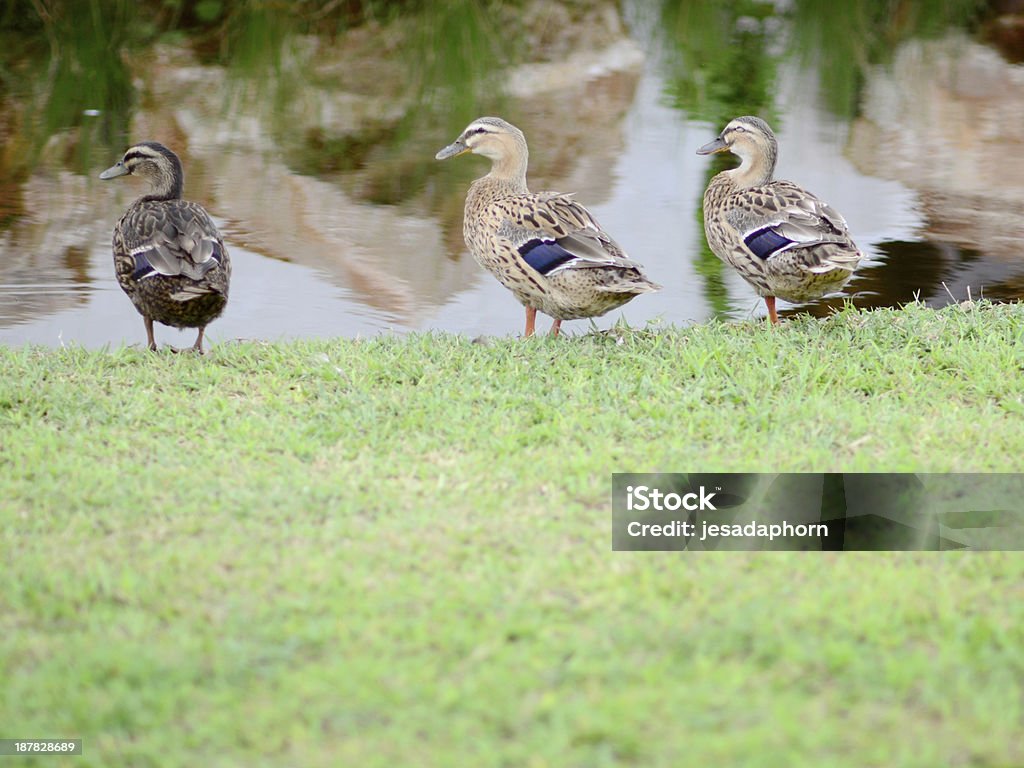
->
[[520, 239, 576, 275], [743, 227, 794, 260], [131, 251, 158, 280]]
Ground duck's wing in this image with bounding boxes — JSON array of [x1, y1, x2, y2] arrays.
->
[[725, 181, 862, 272], [123, 202, 229, 290], [491, 191, 645, 278]]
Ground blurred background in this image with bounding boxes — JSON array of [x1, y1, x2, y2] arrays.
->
[[1, 0, 1022, 346]]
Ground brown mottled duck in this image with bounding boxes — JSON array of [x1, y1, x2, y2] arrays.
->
[[697, 116, 863, 324], [100, 142, 231, 352], [436, 117, 660, 337]]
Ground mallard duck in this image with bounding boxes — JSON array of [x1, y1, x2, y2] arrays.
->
[[435, 117, 660, 337], [99, 142, 231, 352], [697, 116, 863, 324]]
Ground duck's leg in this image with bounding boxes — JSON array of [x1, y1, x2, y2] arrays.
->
[[144, 317, 157, 351], [192, 326, 206, 354], [550, 319, 562, 337], [524, 306, 537, 337], [764, 296, 779, 325]]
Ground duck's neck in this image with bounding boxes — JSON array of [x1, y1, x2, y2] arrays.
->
[[485, 150, 529, 192], [467, 153, 529, 208], [726, 145, 776, 189], [141, 165, 184, 202], [463, 144, 530, 238]]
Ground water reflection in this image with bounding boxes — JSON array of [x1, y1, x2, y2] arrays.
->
[[0, 0, 1021, 347], [797, 240, 1024, 320], [849, 33, 1024, 261]]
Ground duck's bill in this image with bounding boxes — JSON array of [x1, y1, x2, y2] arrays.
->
[[696, 137, 728, 155], [435, 140, 467, 160], [99, 162, 128, 179]]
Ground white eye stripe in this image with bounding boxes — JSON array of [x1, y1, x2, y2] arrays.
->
[[124, 153, 157, 165]]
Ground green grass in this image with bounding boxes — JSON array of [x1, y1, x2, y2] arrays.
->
[[1, 302, 1022, 767]]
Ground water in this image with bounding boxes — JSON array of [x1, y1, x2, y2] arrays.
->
[[1, 1, 1021, 348]]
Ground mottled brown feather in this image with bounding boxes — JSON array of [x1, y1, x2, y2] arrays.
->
[[102, 142, 231, 350], [700, 117, 863, 305], [439, 117, 659, 330]]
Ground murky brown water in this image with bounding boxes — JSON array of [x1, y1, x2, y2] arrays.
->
[[1, 3, 1022, 348]]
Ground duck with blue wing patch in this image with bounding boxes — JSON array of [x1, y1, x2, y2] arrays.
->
[[436, 117, 660, 337], [697, 116, 863, 324], [100, 142, 231, 352]]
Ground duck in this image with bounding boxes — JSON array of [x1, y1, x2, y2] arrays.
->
[[696, 116, 863, 324], [99, 142, 231, 352], [435, 117, 660, 337]]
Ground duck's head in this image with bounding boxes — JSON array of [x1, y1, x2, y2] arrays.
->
[[100, 141, 184, 200], [696, 116, 778, 184], [435, 117, 528, 178]]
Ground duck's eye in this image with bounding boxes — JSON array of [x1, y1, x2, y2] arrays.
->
[[732, 126, 746, 134]]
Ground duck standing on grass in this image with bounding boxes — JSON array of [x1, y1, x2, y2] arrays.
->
[[697, 116, 863, 324], [100, 142, 231, 353], [436, 116, 660, 337]]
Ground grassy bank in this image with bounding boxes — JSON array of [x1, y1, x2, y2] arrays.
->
[[2, 303, 1023, 767]]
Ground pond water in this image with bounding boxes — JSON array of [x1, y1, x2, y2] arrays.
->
[[1, 0, 1021, 348]]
